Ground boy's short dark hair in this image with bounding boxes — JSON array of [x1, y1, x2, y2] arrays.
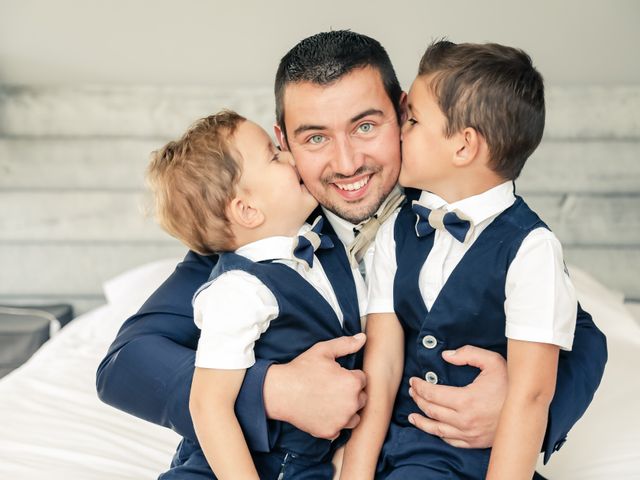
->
[[146, 110, 245, 255], [275, 30, 403, 141], [419, 40, 545, 180]]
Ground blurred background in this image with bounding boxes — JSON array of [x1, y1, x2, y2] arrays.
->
[[1, 0, 639, 315]]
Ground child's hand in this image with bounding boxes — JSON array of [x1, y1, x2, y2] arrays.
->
[[408, 345, 507, 448]]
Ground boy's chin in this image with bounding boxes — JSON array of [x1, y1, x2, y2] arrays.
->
[[299, 200, 320, 221], [399, 173, 428, 191], [398, 177, 418, 190]]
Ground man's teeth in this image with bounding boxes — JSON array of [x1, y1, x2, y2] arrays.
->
[[335, 177, 369, 191]]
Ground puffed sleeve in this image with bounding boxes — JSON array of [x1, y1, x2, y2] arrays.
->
[[193, 271, 278, 369]]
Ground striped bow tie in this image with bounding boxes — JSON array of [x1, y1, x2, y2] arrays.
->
[[412, 201, 474, 243], [347, 187, 406, 268], [292, 216, 334, 269]]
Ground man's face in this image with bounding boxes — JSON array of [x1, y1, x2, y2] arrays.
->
[[277, 67, 401, 225]]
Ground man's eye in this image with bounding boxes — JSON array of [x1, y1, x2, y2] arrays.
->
[[271, 153, 280, 162], [357, 122, 374, 133], [309, 134, 325, 145], [407, 118, 417, 126]]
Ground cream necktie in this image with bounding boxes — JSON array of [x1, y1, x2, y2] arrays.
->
[[347, 186, 406, 268]]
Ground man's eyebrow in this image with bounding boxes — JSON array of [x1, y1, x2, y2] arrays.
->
[[350, 108, 384, 123], [292, 108, 385, 137], [293, 123, 326, 137]]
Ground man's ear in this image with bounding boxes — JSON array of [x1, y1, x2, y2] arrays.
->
[[274, 123, 290, 152], [227, 195, 265, 229], [399, 91, 408, 125], [453, 127, 481, 167]]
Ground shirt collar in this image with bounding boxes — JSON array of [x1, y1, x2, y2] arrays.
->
[[322, 208, 357, 248], [235, 223, 312, 263], [417, 181, 516, 226], [323, 185, 405, 248]]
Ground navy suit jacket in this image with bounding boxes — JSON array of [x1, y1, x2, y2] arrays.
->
[[96, 246, 607, 459]]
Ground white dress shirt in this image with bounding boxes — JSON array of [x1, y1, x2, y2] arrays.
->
[[194, 222, 366, 369], [323, 208, 376, 286], [367, 181, 577, 350]]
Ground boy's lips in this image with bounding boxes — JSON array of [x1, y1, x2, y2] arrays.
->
[[331, 174, 372, 200]]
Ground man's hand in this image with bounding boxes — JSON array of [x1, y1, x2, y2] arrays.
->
[[407, 345, 507, 448], [264, 334, 367, 440]]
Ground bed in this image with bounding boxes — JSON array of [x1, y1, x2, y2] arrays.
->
[[0, 258, 638, 479]]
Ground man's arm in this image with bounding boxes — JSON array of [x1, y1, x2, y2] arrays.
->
[[97, 250, 368, 451], [540, 302, 607, 462], [96, 251, 274, 451], [407, 302, 607, 461]]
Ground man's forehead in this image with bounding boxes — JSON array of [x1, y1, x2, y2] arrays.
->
[[282, 67, 394, 127]]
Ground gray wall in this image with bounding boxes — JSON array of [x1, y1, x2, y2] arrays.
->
[[0, 0, 638, 89], [1, 1, 639, 314]]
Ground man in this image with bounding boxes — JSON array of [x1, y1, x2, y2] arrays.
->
[[97, 31, 607, 478]]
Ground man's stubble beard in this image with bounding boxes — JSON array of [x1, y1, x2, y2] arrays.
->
[[322, 179, 395, 224]]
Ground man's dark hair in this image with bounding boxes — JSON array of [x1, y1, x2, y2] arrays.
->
[[419, 40, 545, 180], [275, 30, 402, 141]]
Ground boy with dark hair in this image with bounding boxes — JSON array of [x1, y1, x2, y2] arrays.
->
[[341, 41, 581, 479]]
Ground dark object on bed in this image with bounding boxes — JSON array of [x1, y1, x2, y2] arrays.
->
[[0, 304, 74, 378]]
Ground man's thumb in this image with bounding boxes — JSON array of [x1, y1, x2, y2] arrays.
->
[[322, 333, 366, 359]]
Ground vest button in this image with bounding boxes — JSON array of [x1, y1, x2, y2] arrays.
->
[[422, 335, 437, 349], [425, 371, 438, 384]]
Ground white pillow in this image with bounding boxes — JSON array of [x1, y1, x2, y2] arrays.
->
[[569, 264, 640, 344], [102, 257, 182, 318]]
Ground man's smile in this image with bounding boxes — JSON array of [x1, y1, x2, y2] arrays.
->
[[334, 174, 371, 191], [330, 173, 373, 200]]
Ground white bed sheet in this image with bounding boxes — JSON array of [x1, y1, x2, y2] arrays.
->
[[0, 260, 638, 479], [0, 260, 181, 479]]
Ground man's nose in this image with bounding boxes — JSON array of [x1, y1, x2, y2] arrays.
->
[[332, 136, 363, 176]]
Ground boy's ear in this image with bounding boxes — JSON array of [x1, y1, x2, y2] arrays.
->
[[274, 123, 290, 152], [453, 127, 482, 167], [399, 91, 408, 125], [227, 195, 265, 229]]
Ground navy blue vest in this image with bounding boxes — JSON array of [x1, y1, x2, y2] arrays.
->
[[391, 189, 549, 426], [197, 226, 362, 462]]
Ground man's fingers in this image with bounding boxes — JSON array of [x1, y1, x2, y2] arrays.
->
[[318, 333, 367, 360], [356, 389, 368, 411], [441, 345, 504, 371], [409, 386, 458, 425], [343, 413, 361, 430], [409, 377, 465, 411], [408, 413, 467, 445], [441, 438, 471, 448], [351, 368, 367, 389]]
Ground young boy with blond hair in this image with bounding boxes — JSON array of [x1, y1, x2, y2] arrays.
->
[[147, 110, 365, 479], [341, 41, 578, 479]]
